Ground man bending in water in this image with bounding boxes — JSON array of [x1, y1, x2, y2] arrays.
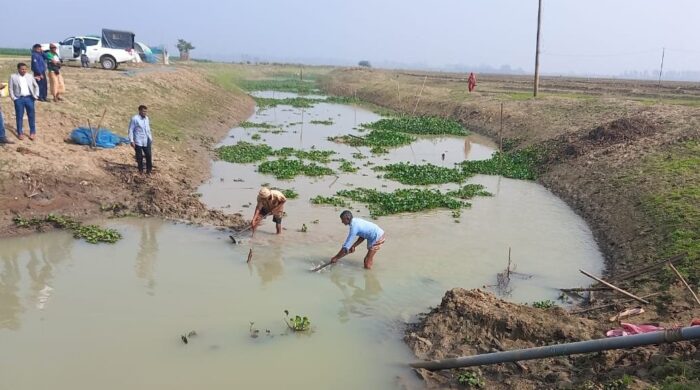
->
[[330, 210, 386, 269], [252, 187, 286, 235]]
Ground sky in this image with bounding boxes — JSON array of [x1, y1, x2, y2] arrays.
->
[[2, 0, 700, 76]]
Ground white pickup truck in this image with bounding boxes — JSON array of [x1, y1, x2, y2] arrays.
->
[[41, 35, 136, 70]]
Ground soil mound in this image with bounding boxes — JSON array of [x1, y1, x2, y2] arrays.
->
[[405, 288, 599, 389], [586, 117, 658, 143]]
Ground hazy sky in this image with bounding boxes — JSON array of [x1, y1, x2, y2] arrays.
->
[[2, 0, 699, 75]]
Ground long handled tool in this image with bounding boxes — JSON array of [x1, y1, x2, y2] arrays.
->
[[310, 261, 334, 273]]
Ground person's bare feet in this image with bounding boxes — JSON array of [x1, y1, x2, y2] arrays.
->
[[28, 134, 35, 141], [18, 134, 24, 140]]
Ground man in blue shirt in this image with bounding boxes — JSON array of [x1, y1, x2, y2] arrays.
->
[[31, 44, 48, 102], [331, 210, 386, 269], [128, 105, 153, 174]]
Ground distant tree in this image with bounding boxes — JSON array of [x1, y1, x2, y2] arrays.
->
[[176, 39, 195, 61], [358, 60, 372, 68]]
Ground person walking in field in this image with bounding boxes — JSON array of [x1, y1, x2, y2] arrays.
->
[[31, 44, 48, 102], [330, 210, 386, 270], [251, 187, 286, 235], [45, 44, 65, 102], [128, 105, 153, 174], [467, 72, 477, 92], [9, 63, 40, 141]]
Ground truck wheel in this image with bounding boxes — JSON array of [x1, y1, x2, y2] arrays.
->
[[100, 55, 117, 70]]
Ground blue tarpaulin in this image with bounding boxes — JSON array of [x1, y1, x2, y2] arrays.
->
[[70, 127, 130, 148]]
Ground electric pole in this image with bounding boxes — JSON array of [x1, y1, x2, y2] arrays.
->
[[658, 47, 665, 86], [533, 0, 543, 97]]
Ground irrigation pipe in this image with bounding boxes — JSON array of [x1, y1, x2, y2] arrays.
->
[[410, 326, 700, 370]]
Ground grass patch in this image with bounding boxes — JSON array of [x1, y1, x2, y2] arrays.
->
[[13, 214, 122, 244], [636, 142, 700, 285], [0, 48, 30, 56], [258, 159, 334, 179], [375, 162, 469, 185], [336, 188, 467, 218], [239, 79, 316, 93], [217, 142, 273, 163], [460, 148, 545, 180], [363, 116, 469, 136]]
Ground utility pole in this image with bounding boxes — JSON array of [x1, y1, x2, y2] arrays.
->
[[533, 0, 543, 97], [658, 47, 665, 86]]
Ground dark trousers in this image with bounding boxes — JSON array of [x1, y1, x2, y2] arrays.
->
[[35, 73, 48, 99], [135, 141, 153, 173], [14, 96, 36, 135]]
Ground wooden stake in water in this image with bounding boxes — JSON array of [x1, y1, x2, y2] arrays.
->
[[246, 248, 253, 263]]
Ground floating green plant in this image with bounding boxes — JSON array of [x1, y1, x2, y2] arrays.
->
[[254, 97, 319, 109], [258, 159, 334, 179], [239, 79, 316, 93], [310, 195, 349, 208], [447, 184, 493, 199], [13, 214, 121, 244], [217, 142, 273, 164], [376, 162, 469, 185], [460, 148, 545, 180], [336, 188, 467, 218], [251, 133, 262, 140], [283, 310, 311, 331], [310, 119, 334, 125], [339, 160, 359, 173], [240, 121, 277, 129], [363, 116, 469, 136]]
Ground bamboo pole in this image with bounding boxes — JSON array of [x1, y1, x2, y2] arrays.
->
[[667, 262, 700, 306], [570, 293, 660, 315], [605, 253, 685, 283], [579, 269, 650, 305]]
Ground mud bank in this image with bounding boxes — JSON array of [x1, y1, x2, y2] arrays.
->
[[0, 61, 254, 237]]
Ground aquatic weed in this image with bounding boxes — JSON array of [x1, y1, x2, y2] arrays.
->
[[363, 116, 469, 136], [447, 184, 493, 199], [376, 162, 469, 185], [336, 188, 467, 218], [310, 195, 349, 208], [13, 214, 121, 244], [217, 142, 274, 164], [258, 159, 334, 179]]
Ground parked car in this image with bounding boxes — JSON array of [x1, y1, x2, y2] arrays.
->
[[41, 31, 136, 70]]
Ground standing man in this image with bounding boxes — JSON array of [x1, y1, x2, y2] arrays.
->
[[467, 72, 477, 93], [9, 63, 39, 141], [0, 82, 14, 144], [331, 210, 386, 270], [31, 44, 48, 102], [251, 187, 286, 235], [128, 105, 153, 174]]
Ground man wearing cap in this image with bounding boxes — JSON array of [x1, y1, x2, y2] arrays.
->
[[252, 187, 286, 235], [330, 210, 386, 270]]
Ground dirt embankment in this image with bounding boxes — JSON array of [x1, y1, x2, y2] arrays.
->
[[321, 68, 700, 388], [0, 60, 254, 236]]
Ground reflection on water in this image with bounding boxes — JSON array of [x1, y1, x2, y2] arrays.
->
[[0, 232, 73, 330], [135, 219, 161, 293], [332, 270, 383, 322]]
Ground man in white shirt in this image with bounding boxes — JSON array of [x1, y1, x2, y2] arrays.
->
[[8, 63, 39, 141], [128, 105, 154, 174]]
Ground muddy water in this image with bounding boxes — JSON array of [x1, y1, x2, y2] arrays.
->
[[0, 93, 604, 389]]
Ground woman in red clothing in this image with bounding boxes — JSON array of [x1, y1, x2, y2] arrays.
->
[[467, 72, 477, 92]]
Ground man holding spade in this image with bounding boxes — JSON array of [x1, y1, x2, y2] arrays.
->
[[330, 210, 386, 270]]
